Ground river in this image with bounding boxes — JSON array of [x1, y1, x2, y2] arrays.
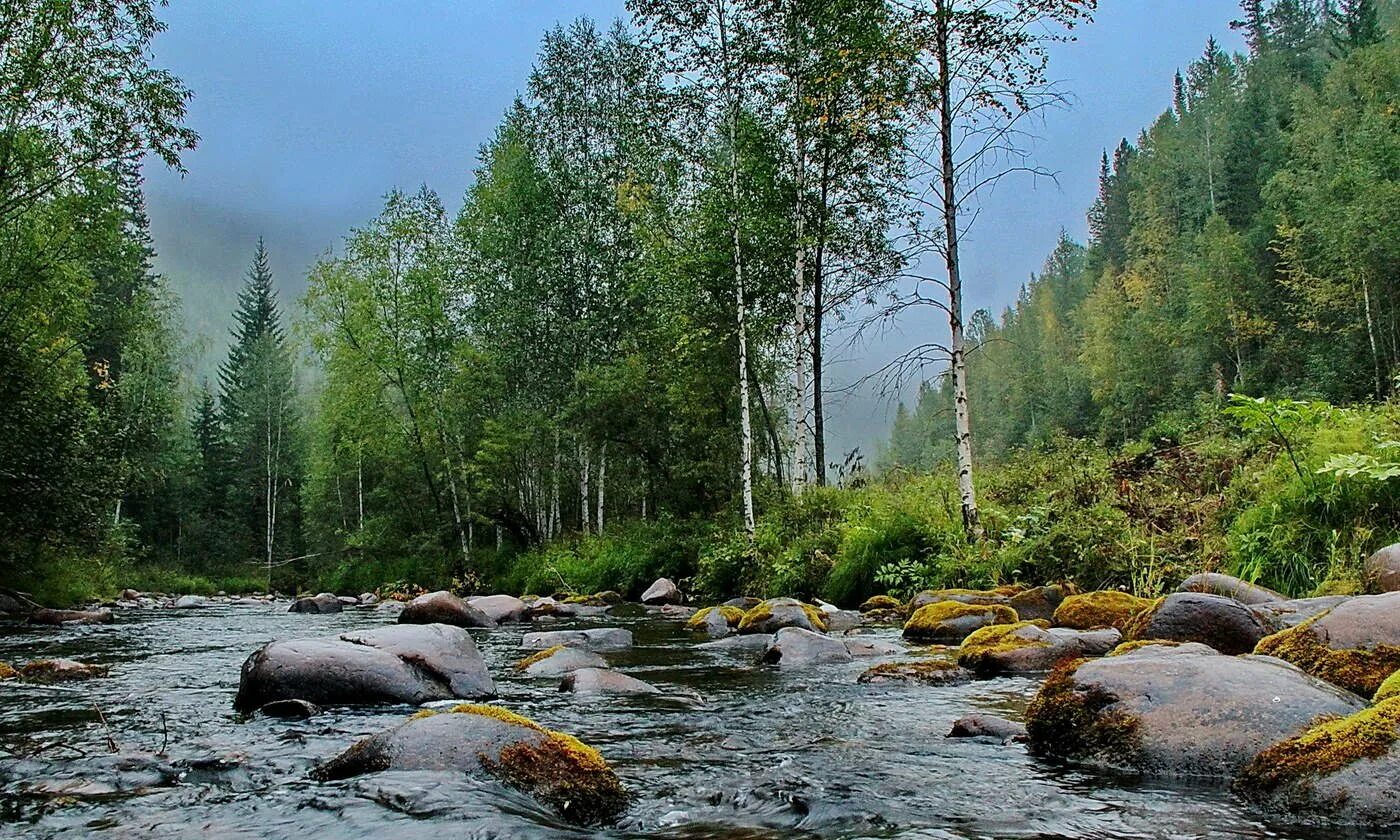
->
[[0, 601, 1379, 839]]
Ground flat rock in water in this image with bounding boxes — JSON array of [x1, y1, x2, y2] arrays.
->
[[857, 659, 972, 686], [1025, 643, 1366, 778], [641, 577, 682, 605], [27, 608, 113, 625], [762, 626, 852, 669], [520, 628, 633, 652], [1177, 572, 1284, 605], [340, 624, 496, 698], [310, 706, 626, 825], [560, 667, 660, 695], [949, 714, 1026, 742], [399, 590, 495, 628], [518, 646, 607, 677], [19, 658, 109, 682], [288, 593, 341, 614], [1364, 543, 1400, 592], [468, 594, 528, 623], [1127, 592, 1270, 655], [697, 633, 774, 654], [844, 637, 904, 658]]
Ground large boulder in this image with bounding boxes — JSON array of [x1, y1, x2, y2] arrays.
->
[[520, 628, 633, 652], [233, 624, 495, 711], [1254, 592, 1400, 696], [1178, 572, 1284, 605], [1365, 543, 1400, 593], [958, 621, 1119, 675], [1124, 592, 1270, 655], [857, 595, 903, 614], [27, 608, 113, 625], [515, 645, 607, 677], [761, 626, 853, 669], [1235, 697, 1400, 826], [1249, 595, 1350, 633], [736, 598, 827, 635], [696, 633, 774, 655], [903, 601, 1018, 643], [310, 705, 627, 825], [1025, 643, 1365, 778], [1007, 584, 1074, 623], [560, 667, 660, 695], [173, 594, 207, 609], [288, 593, 341, 614], [686, 605, 744, 638], [399, 590, 495, 628], [468, 594, 528, 624], [1052, 591, 1153, 632], [640, 577, 681, 605]]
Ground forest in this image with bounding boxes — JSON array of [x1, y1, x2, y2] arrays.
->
[[1, 0, 1397, 609]]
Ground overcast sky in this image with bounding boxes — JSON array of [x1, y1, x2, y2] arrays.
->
[[143, 0, 1246, 458]]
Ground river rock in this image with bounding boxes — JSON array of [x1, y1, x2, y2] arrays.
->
[[1178, 572, 1284, 605], [948, 714, 1026, 742], [288, 593, 341, 614], [257, 698, 321, 719], [1052, 591, 1153, 632], [737, 598, 827, 634], [687, 606, 740, 638], [1, 752, 180, 800], [903, 601, 1018, 643], [119, 589, 141, 601], [825, 609, 862, 632], [468, 594, 528, 623], [722, 596, 762, 610], [233, 624, 495, 711], [1365, 543, 1400, 593], [521, 627, 633, 652], [358, 592, 379, 605], [561, 667, 660, 695], [19, 658, 109, 682], [697, 633, 774, 654], [27, 608, 113, 625], [857, 658, 972, 685], [311, 705, 626, 824], [1125, 592, 1270, 655], [858, 595, 902, 613], [1254, 592, 1400, 696], [1249, 595, 1350, 633], [908, 588, 1009, 612], [844, 637, 905, 657], [172, 594, 207, 609], [1008, 584, 1073, 622], [399, 590, 495, 628], [654, 603, 697, 620], [761, 626, 853, 669], [1235, 697, 1400, 826], [1025, 643, 1366, 778], [641, 577, 682, 605], [516, 645, 607, 677], [959, 622, 1120, 675]]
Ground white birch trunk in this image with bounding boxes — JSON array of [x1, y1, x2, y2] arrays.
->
[[596, 442, 606, 535], [790, 92, 810, 494]]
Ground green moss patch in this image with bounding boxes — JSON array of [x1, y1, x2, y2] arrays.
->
[[1025, 658, 1141, 764], [957, 620, 1052, 672], [903, 601, 1018, 640], [737, 600, 828, 633], [686, 605, 745, 630], [1255, 616, 1400, 697], [1376, 670, 1400, 704], [1107, 639, 1181, 657], [1053, 591, 1155, 632], [1236, 698, 1400, 796], [858, 594, 902, 613], [514, 645, 566, 672]]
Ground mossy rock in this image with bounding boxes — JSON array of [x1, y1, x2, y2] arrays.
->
[[907, 588, 1008, 613], [1235, 697, 1400, 825], [18, 659, 109, 683], [1107, 639, 1181, 657], [856, 657, 972, 686], [686, 606, 745, 631], [903, 601, 1019, 644], [959, 621, 1119, 675], [1254, 593, 1400, 697], [515, 645, 567, 671], [0, 661, 16, 680], [1376, 670, 1400, 704], [312, 704, 627, 825], [737, 598, 827, 634], [1053, 591, 1154, 632], [563, 591, 623, 606], [515, 645, 607, 678], [857, 595, 903, 614], [1007, 584, 1075, 622]]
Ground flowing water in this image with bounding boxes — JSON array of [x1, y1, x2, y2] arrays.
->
[[0, 602, 1383, 839]]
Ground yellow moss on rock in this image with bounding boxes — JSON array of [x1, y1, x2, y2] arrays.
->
[[858, 595, 903, 613], [737, 600, 828, 633], [1376, 670, 1400, 704], [957, 620, 1051, 671], [514, 645, 566, 672], [1236, 697, 1400, 796], [1053, 591, 1155, 632], [0, 662, 16, 680], [1254, 615, 1400, 697], [1025, 657, 1141, 762], [686, 605, 746, 630], [1107, 639, 1182, 657], [903, 601, 1019, 640]]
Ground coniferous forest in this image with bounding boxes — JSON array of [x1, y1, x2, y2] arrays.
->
[[1, 0, 1397, 609]]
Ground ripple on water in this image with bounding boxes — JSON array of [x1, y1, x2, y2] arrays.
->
[[0, 605, 1386, 839]]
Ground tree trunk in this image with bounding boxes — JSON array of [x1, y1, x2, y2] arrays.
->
[[596, 442, 606, 535], [935, 1, 981, 539], [1362, 273, 1382, 398], [812, 142, 832, 486], [579, 440, 591, 536], [790, 83, 810, 494]]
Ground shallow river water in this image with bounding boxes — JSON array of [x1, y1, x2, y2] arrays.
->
[[0, 602, 1385, 839]]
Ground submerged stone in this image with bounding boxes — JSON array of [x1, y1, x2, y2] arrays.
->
[[560, 667, 660, 695], [27, 608, 114, 625]]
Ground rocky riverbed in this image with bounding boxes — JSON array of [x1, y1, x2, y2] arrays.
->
[[1, 572, 1398, 839]]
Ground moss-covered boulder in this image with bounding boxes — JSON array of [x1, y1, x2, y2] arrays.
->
[[858, 594, 903, 614], [1177, 572, 1284, 605], [311, 704, 627, 825], [722, 596, 762, 610], [1052, 591, 1153, 632], [399, 590, 495, 628], [1123, 592, 1270, 655], [904, 601, 1019, 643], [737, 598, 827, 634], [907, 588, 1008, 613], [761, 626, 852, 669], [0, 661, 16, 680], [1234, 697, 1400, 826], [1364, 543, 1400, 593], [1025, 643, 1365, 778], [686, 605, 745, 637], [1376, 670, 1400, 704], [958, 621, 1119, 676], [563, 591, 623, 606], [1254, 593, 1400, 697], [1007, 584, 1074, 623], [857, 657, 973, 686], [18, 659, 109, 683], [1248, 595, 1350, 633], [515, 645, 607, 677], [1106, 639, 1181, 657]]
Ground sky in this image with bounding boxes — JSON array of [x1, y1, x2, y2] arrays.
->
[[143, 0, 1247, 459]]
